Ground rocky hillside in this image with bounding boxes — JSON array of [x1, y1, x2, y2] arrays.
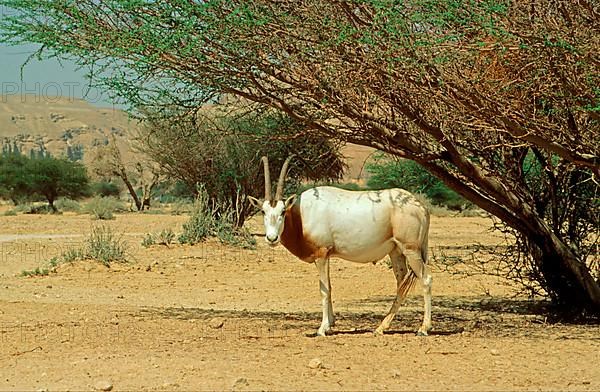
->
[[0, 95, 136, 167], [0, 95, 374, 182]]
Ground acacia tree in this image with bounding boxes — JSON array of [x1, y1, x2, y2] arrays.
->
[[90, 135, 162, 211], [137, 107, 346, 226], [1, 0, 598, 313]]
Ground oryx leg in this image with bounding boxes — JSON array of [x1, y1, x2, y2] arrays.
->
[[375, 248, 409, 335], [315, 258, 334, 336], [404, 245, 432, 336]]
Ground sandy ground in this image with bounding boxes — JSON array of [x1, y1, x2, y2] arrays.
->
[[0, 211, 598, 391]]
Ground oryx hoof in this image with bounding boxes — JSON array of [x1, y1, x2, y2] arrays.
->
[[317, 327, 332, 337], [373, 327, 385, 336], [416, 330, 429, 337]]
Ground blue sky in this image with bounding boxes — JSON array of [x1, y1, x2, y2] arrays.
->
[[0, 7, 117, 107], [0, 41, 120, 109]]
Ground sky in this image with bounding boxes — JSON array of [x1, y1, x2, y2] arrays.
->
[[0, 7, 119, 107], [0, 41, 121, 109]]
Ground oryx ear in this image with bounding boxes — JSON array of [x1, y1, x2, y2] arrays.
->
[[248, 196, 263, 209], [284, 194, 297, 209]]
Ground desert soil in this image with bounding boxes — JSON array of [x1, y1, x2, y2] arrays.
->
[[0, 210, 598, 391]]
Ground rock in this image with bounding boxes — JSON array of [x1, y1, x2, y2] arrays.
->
[[490, 349, 500, 356], [308, 358, 323, 369], [392, 369, 402, 378], [209, 318, 225, 329], [94, 380, 113, 391]]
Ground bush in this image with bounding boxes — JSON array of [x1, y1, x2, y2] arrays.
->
[[83, 196, 126, 220], [178, 188, 256, 249], [91, 181, 122, 197], [55, 197, 81, 212], [142, 228, 175, 247], [366, 154, 469, 210], [87, 225, 128, 266], [25, 204, 57, 214]]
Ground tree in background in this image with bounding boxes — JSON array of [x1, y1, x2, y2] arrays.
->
[[90, 135, 162, 211], [0, 154, 89, 211], [2, 0, 597, 313], [366, 153, 467, 210], [137, 108, 345, 226], [25, 157, 89, 211], [0, 153, 30, 204]]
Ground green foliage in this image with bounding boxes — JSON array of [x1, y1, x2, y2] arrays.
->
[[139, 109, 345, 227], [178, 188, 256, 249], [2, 209, 17, 216], [25, 204, 56, 215], [0, 154, 89, 210], [21, 267, 50, 277], [86, 225, 128, 266], [91, 181, 122, 198], [0, 153, 32, 204], [142, 228, 175, 247], [141, 233, 155, 248], [83, 196, 126, 220], [54, 197, 81, 212], [366, 154, 468, 210]]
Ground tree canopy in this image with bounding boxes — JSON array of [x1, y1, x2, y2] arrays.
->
[[1, 0, 597, 313], [0, 154, 90, 210]]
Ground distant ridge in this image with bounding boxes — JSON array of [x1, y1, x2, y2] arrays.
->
[[0, 95, 375, 182], [0, 95, 136, 166]]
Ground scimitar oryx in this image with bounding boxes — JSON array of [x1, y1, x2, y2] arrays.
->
[[249, 156, 432, 336]]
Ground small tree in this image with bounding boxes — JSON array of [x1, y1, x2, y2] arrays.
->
[[90, 135, 163, 211], [25, 157, 90, 211], [0, 155, 89, 211], [138, 107, 346, 226], [0, 153, 31, 204]]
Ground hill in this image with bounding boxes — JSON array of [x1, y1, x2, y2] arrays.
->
[[0, 95, 136, 166], [0, 96, 374, 182]]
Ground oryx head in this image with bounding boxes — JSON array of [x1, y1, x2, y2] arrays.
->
[[249, 156, 297, 246]]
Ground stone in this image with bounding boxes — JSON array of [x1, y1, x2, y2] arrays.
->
[[209, 318, 225, 329], [94, 380, 113, 391], [308, 358, 323, 369]]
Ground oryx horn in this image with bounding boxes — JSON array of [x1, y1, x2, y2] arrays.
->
[[261, 156, 272, 201], [275, 155, 294, 200]]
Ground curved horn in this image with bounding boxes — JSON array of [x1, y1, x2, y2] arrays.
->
[[275, 155, 294, 200], [261, 156, 272, 201]]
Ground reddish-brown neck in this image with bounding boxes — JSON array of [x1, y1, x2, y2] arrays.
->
[[280, 204, 319, 262]]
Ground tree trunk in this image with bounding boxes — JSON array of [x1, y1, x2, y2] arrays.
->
[[534, 228, 600, 314], [410, 149, 600, 314], [117, 170, 142, 211]]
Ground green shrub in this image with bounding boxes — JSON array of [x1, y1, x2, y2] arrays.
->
[[83, 196, 126, 220], [55, 197, 81, 212], [62, 247, 85, 263], [91, 181, 122, 197], [178, 192, 214, 245], [141, 233, 155, 247], [25, 204, 57, 214], [86, 225, 128, 266], [2, 209, 17, 216], [178, 189, 256, 249], [142, 228, 176, 247], [21, 267, 50, 277], [366, 154, 469, 210]]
